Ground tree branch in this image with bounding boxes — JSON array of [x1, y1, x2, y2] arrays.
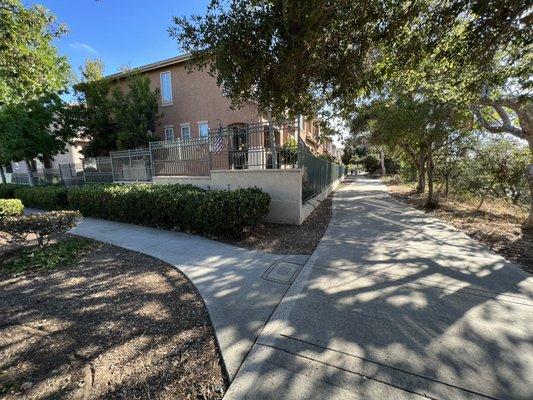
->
[[472, 105, 524, 139]]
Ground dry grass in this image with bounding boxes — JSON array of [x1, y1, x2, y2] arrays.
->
[[386, 182, 532, 274]]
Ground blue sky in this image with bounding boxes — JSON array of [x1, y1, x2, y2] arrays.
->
[[32, 0, 210, 78]]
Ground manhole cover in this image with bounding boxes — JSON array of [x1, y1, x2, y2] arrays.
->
[[262, 261, 303, 284]]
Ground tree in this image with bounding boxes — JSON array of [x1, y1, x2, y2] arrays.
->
[[74, 60, 118, 157], [0, 94, 77, 186], [111, 72, 160, 150], [350, 94, 472, 207], [74, 64, 160, 154], [0, 0, 70, 106], [173, 1, 529, 113], [174, 0, 532, 223]]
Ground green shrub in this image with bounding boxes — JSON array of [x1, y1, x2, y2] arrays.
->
[[13, 186, 69, 210], [0, 199, 24, 218], [0, 184, 25, 199], [0, 211, 80, 247], [68, 184, 270, 238]]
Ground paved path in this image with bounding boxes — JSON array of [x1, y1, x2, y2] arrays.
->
[[225, 177, 533, 399], [70, 218, 308, 380]]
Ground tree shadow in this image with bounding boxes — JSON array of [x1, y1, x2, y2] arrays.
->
[[232, 177, 533, 399], [0, 243, 226, 399]]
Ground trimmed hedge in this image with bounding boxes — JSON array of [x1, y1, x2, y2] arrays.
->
[[0, 210, 80, 247], [13, 186, 69, 210], [0, 184, 25, 199], [0, 199, 24, 218], [68, 184, 270, 238]]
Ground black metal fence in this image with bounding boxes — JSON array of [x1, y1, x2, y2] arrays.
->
[[300, 152, 346, 202]]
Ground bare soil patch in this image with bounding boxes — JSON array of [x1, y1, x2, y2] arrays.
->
[[0, 238, 226, 399], [226, 180, 350, 254], [386, 182, 532, 274]]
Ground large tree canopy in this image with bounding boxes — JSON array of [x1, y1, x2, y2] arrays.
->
[[172, 0, 531, 115], [0, 0, 70, 106], [0, 93, 77, 185]]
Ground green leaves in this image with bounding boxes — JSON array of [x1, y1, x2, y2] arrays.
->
[[0, 0, 70, 106], [0, 93, 77, 164], [67, 184, 270, 238], [74, 63, 160, 155], [13, 186, 69, 210], [0, 210, 81, 248], [172, 1, 530, 115], [111, 72, 161, 150], [0, 199, 24, 217]]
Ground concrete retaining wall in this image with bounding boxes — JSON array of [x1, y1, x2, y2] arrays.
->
[[154, 170, 303, 224], [154, 169, 344, 225]]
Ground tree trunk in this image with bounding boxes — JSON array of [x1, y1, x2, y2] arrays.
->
[[0, 165, 6, 184], [425, 150, 437, 208], [380, 147, 386, 176], [24, 159, 35, 187], [524, 164, 533, 228], [518, 107, 533, 228], [416, 151, 426, 193]]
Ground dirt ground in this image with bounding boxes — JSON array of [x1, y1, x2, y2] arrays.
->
[[226, 181, 351, 254], [386, 182, 533, 274], [0, 239, 226, 399]]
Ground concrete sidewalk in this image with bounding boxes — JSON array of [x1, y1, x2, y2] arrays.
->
[[225, 177, 533, 399], [70, 218, 308, 381]]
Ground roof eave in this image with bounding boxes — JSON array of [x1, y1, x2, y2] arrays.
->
[[106, 53, 192, 80]]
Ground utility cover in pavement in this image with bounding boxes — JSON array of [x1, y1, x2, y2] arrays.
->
[[262, 261, 302, 284]]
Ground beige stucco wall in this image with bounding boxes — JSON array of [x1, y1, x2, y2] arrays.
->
[[154, 169, 303, 225], [113, 63, 264, 141]]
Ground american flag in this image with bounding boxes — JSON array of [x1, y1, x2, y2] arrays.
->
[[212, 125, 224, 155]]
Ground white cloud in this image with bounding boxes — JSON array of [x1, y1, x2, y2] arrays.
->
[[69, 42, 98, 55]]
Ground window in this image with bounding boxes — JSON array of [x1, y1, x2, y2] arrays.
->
[[160, 71, 172, 104], [198, 121, 209, 138], [164, 127, 174, 141], [181, 124, 191, 140]]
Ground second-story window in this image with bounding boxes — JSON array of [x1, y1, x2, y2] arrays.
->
[[160, 71, 172, 104], [198, 121, 209, 138]]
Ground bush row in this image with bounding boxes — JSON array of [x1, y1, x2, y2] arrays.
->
[[0, 199, 24, 218], [13, 186, 69, 210], [0, 184, 25, 199], [0, 183, 270, 238], [68, 184, 270, 237]]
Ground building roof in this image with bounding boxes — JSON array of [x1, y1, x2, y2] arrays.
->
[[106, 54, 192, 80]]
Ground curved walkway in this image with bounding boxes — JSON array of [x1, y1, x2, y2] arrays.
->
[[225, 177, 533, 399], [70, 219, 308, 381]]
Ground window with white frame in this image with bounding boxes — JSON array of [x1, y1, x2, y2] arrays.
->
[[198, 121, 209, 138], [160, 71, 172, 104], [180, 124, 191, 140], [164, 126, 174, 141]]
